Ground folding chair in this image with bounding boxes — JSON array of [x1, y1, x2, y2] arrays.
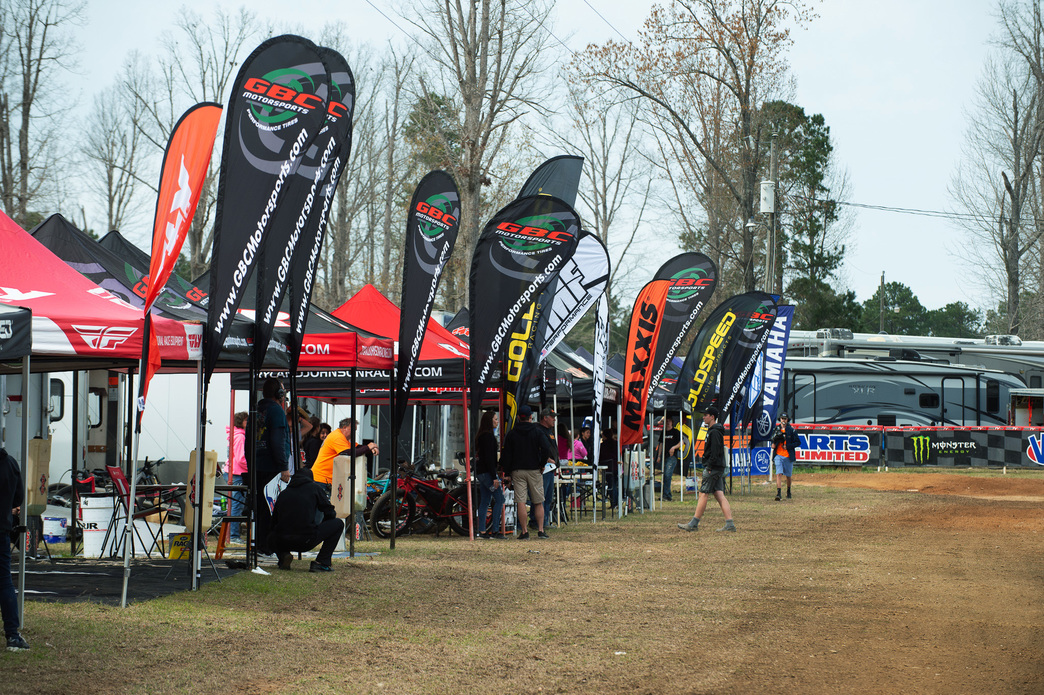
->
[[104, 465, 169, 559]]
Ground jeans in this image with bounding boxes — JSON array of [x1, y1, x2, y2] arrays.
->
[[1, 535, 18, 637], [229, 474, 245, 540], [476, 473, 504, 534], [542, 470, 555, 522], [662, 455, 679, 500]]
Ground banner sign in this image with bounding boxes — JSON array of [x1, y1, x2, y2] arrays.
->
[[517, 155, 584, 207], [395, 170, 460, 427], [716, 294, 777, 422], [647, 253, 717, 393], [620, 279, 670, 446], [746, 305, 794, 442], [205, 34, 329, 382], [467, 195, 581, 424], [591, 293, 609, 468], [287, 46, 356, 373]]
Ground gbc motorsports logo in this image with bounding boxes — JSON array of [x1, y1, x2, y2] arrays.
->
[[666, 269, 713, 302], [415, 195, 457, 239], [496, 216, 574, 256]]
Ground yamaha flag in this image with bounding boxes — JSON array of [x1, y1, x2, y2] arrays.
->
[[674, 292, 777, 419], [647, 253, 717, 393], [395, 170, 461, 428], [620, 279, 671, 446], [204, 35, 329, 383], [287, 47, 355, 373], [745, 304, 794, 442], [468, 195, 581, 425]]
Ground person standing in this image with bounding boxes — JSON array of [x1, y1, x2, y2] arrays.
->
[[301, 416, 323, 469], [474, 410, 505, 539], [226, 412, 249, 544], [772, 413, 800, 500], [1, 447, 29, 651], [501, 405, 555, 540], [254, 378, 291, 557], [311, 418, 379, 493], [659, 415, 681, 502], [677, 405, 736, 532]]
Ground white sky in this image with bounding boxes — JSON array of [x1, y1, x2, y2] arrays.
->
[[77, 0, 998, 313]]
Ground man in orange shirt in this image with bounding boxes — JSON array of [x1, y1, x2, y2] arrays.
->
[[772, 413, 799, 500], [311, 418, 378, 491]]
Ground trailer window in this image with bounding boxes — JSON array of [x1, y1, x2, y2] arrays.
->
[[986, 380, 1000, 413], [919, 393, 939, 409]]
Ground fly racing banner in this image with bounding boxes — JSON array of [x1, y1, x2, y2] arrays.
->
[[518, 155, 584, 206], [468, 195, 581, 425], [674, 292, 776, 419], [716, 294, 777, 424], [204, 34, 329, 383], [746, 305, 794, 442], [253, 50, 338, 369], [503, 231, 609, 432], [287, 47, 355, 373], [395, 170, 461, 428], [647, 253, 717, 393], [620, 279, 671, 446]]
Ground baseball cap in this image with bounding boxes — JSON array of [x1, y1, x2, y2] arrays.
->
[[704, 405, 721, 419], [539, 407, 557, 419], [779, 413, 789, 421], [518, 404, 533, 418]]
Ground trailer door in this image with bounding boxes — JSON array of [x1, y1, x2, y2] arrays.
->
[[790, 373, 817, 423], [940, 377, 967, 426]]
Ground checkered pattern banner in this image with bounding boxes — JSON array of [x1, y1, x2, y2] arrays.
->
[[882, 427, 1044, 468]]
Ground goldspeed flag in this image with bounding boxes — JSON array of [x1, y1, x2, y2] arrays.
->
[[394, 171, 460, 427], [673, 292, 777, 419], [620, 279, 671, 447], [204, 34, 329, 383], [468, 195, 581, 424]]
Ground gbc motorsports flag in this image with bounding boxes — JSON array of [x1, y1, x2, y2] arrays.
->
[[503, 231, 609, 431], [674, 292, 777, 419], [395, 170, 461, 428], [204, 34, 329, 383], [468, 195, 581, 423], [288, 46, 356, 373], [620, 279, 671, 447], [518, 155, 584, 206], [715, 294, 778, 423], [647, 252, 717, 393]]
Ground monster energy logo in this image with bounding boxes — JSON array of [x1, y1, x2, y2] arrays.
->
[[911, 435, 932, 463]]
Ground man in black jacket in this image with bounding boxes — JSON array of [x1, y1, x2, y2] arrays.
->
[[501, 405, 556, 540], [1, 448, 29, 651], [268, 468, 344, 572], [772, 413, 800, 500], [677, 405, 736, 532]]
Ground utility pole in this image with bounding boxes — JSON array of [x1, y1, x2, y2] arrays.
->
[[879, 271, 885, 333], [760, 134, 778, 294]]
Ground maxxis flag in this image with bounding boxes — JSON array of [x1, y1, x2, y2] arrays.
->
[[673, 292, 778, 420], [647, 253, 717, 393], [503, 231, 609, 432], [619, 279, 671, 447], [286, 46, 355, 373], [395, 170, 461, 428], [204, 34, 329, 383], [139, 102, 222, 415], [468, 195, 581, 424]]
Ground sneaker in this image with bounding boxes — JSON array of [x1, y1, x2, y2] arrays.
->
[[276, 552, 293, 570], [517, 532, 530, 540], [537, 530, 549, 539], [477, 533, 492, 540], [662, 495, 673, 502], [677, 518, 699, 532], [6, 633, 30, 652], [309, 561, 333, 573], [490, 533, 507, 540], [717, 521, 737, 532], [774, 494, 782, 501]]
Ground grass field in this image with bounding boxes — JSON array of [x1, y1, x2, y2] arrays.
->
[[3, 470, 1043, 694]]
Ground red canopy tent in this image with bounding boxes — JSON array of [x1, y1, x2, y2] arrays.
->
[[0, 211, 200, 368]]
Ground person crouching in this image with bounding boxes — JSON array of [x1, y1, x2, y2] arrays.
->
[[268, 468, 344, 572]]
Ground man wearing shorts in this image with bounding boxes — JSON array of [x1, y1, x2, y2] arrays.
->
[[772, 413, 799, 500], [501, 404, 556, 539], [677, 405, 736, 532]]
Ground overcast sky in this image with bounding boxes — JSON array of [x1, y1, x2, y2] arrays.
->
[[78, 1, 998, 313]]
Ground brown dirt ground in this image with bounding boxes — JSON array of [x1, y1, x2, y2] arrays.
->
[[4, 470, 1043, 694]]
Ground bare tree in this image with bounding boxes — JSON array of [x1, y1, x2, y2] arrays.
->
[[82, 85, 147, 232], [578, 0, 813, 293], [0, 0, 85, 227], [951, 49, 1044, 336], [405, 0, 554, 310]]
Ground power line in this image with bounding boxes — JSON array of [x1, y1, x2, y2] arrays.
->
[[582, 0, 633, 44], [789, 194, 1036, 225]]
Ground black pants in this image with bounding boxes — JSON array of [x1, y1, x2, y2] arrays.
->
[[253, 480, 276, 555], [269, 518, 345, 565]]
